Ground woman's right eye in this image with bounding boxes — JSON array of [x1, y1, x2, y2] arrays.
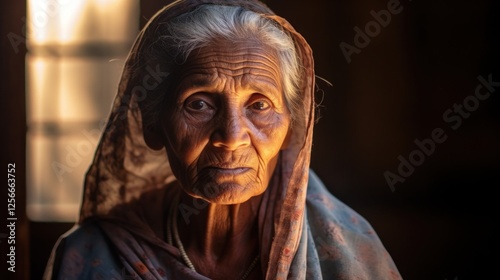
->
[[187, 99, 211, 111]]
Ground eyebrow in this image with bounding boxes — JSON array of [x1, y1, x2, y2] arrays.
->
[[176, 74, 282, 99]]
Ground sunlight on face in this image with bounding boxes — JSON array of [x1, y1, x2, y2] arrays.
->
[[161, 39, 291, 204]]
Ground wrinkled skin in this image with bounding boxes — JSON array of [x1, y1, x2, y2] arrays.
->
[[158, 38, 291, 279], [161, 38, 291, 205]]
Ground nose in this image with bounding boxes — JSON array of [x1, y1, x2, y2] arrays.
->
[[211, 110, 251, 150]]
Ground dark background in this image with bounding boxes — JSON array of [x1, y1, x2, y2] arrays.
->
[[1, 0, 498, 279]]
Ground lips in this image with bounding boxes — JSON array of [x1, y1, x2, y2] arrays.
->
[[200, 163, 252, 176], [205, 166, 251, 175]]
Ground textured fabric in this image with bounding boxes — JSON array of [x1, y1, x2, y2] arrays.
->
[[44, 0, 402, 279], [45, 172, 401, 280]]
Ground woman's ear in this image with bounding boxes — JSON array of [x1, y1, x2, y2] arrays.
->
[[139, 96, 165, 150], [143, 124, 164, 150]]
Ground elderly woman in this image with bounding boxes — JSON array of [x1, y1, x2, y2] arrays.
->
[[44, 0, 401, 279]]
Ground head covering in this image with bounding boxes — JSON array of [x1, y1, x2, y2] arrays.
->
[[79, 0, 314, 278], [45, 1, 402, 279]]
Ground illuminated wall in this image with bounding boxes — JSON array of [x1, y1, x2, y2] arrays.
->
[[26, 0, 140, 221]]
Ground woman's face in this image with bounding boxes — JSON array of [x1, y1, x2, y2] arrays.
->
[[161, 38, 291, 205]]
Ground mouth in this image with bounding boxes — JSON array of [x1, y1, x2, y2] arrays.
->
[[201, 163, 252, 176], [206, 166, 251, 175]]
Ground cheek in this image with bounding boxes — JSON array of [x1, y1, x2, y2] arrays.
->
[[163, 115, 210, 172], [254, 113, 290, 157], [250, 113, 290, 186]]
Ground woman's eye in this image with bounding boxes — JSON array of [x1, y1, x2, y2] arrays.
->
[[251, 101, 270, 111], [187, 100, 210, 111]]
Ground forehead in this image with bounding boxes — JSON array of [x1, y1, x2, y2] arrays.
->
[[177, 38, 282, 92]]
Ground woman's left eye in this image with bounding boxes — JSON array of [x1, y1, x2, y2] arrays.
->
[[251, 101, 271, 111]]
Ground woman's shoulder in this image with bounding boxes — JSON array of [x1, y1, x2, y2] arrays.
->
[[43, 221, 124, 279], [306, 169, 372, 230], [54, 220, 114, 253], [305, 169, 401, 279]]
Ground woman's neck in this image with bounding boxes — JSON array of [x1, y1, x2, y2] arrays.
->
[[176, 191, 262, 259]]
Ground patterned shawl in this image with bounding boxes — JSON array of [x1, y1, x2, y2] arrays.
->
[[44, 1, 402, 279]]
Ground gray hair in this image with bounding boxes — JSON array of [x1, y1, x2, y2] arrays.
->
[[140, 4, 302, 129]]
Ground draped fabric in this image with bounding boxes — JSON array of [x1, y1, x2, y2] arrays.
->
[[44, 0, 402, 279]]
